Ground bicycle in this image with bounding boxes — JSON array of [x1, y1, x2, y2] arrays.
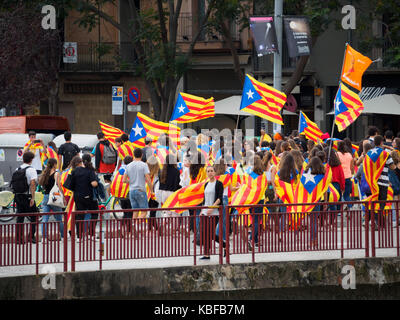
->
[[0, 190, 45, 223]]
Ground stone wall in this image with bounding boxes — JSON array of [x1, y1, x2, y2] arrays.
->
[[1, 257, 400, 300]]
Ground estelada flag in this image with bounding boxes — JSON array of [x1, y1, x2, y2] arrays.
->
[[170, 92, 215, 123], [162, 182, 206, 214], [290, 166, 332, 229], [110, 168, 129, 199], [334, 83, 364, 132], [340, 45, 372, 92], [99, 121, 145, 149], [231, 171, 268, 214], [130, 113, 181, 149], [60, 168, 72, 197], [240, 74, 286, 125], [298, 111, 323, 142], [363, 147, 390, 210]]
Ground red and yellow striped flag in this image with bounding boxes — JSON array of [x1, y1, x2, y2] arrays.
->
[[363, 147, 392, 211], [299, 111, 323, 142], [170, 92, 215, 123], [231, 171, 268, 214], [334, 83, 364, 132], [162, 182, 206, 213], [110, 170, 129, 199], [240, 74, 286, 125], [99, 121, 145, 148], [136, 113, 181, 149], [60, 168, 72, 197]]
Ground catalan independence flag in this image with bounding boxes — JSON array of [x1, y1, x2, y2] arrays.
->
[[240, 74, 286, 125], [170, 92, 215, 123], [363, 147, 390, 210], [110, 168, 129, 199], [231, 171, 268, 214], [130, 113, 181, 149], [334, 83, 364, 132], [99, 121, 145, 148], [290, 167, 332, 229], [162, 182, 206, 213], [298, 111, 323, 142]]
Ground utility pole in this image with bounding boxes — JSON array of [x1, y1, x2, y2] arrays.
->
[[273, 0, 283, 135]]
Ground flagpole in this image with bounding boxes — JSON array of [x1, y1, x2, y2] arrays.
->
[[328, 43, 348, 162]]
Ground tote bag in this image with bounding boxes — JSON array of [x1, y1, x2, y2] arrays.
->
[[48, 175, 65, 208]]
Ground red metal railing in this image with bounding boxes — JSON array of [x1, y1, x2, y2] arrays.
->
[[0, 200, 399, 274]]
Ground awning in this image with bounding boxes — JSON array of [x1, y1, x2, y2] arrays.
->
[[327, 94, 400, 115], [215, 95, 298, 116]]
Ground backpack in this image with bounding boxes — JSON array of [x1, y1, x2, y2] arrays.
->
[[102, 144, 117, 164], [360, 172, 371, 196], [10, 166, 31, 194], [62, 143, 79, 168]]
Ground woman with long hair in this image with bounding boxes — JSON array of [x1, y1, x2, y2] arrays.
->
[[188, 152, 206, 233], [290, 149, 305, 174], [326, 149, 345, 220], [159, 154, 181, 235], [68, 154, 98, 240], [304, 156, 326, 247], [263, 152, 277, 204], [337, 140, 355, 208], [147, 155, 161, 231], [198, 165, 223, 260], [39, 158, 65, 241]]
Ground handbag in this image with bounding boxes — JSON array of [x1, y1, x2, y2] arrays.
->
[[48, 178, 65, 208]]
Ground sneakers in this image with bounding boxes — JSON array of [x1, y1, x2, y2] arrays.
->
[[200, 256, 210, 260]]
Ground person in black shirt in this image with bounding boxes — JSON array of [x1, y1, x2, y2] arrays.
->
[[58, 131, 80, 170], [69, 155, 98, 240], [159, 154, 181, 235]]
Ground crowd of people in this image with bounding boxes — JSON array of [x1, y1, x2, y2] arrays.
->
[[10, 126, 400, 258]]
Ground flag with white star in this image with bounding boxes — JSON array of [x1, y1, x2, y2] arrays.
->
[[289, 166, 332, 229], [170, 92, 214, 123], [334, 83, 364, 132], [363, 146, 393, 211], [239, 74, 286, 125], [129, 117, 147, 142], [298, 111, 323, 142]]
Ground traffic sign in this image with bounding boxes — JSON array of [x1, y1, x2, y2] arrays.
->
[[63, 42, 77, 63], [127, 87, 141, 105], [112, 86, 124, 115]]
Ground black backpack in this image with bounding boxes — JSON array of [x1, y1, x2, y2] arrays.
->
[[62, 143, 79, 168], [10, 166, 31, 194]]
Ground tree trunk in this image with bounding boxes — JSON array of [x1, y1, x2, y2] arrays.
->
[[48, 78, 59, 115], [282, 55, 310, 96], [221, 22, 245, 86]]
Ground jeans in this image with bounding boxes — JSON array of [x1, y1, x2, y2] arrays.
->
[[41, 194, 64, 238], [310, 205, 320, 242], [329, 182, 342, 223], [250, 200, 264, 244], [129, 189, 149, 210], [215, 196, 229, 241], [277, 198, 286, 232], [343, 178, 353, 208]]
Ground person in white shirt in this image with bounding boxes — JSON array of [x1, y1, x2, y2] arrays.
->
[[24, 131, 45, 174], [14, 151, 39, 244]]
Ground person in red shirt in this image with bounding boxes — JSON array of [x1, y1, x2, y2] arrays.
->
[[326, 148, 345, 222], [95, 132, 117, 182]]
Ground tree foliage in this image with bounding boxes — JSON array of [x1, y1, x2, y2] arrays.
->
[[0, 2, 62, 114]]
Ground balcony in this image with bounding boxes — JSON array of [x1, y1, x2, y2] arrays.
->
[[177, 13, 242, 51], [61, 42, 137, 72]]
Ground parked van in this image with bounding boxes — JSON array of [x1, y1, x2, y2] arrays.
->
[[0, 115, 70, 135]]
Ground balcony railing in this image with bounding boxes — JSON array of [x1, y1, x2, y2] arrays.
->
[[177, 13, 241, 43], [61, 42, 137, 72]]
